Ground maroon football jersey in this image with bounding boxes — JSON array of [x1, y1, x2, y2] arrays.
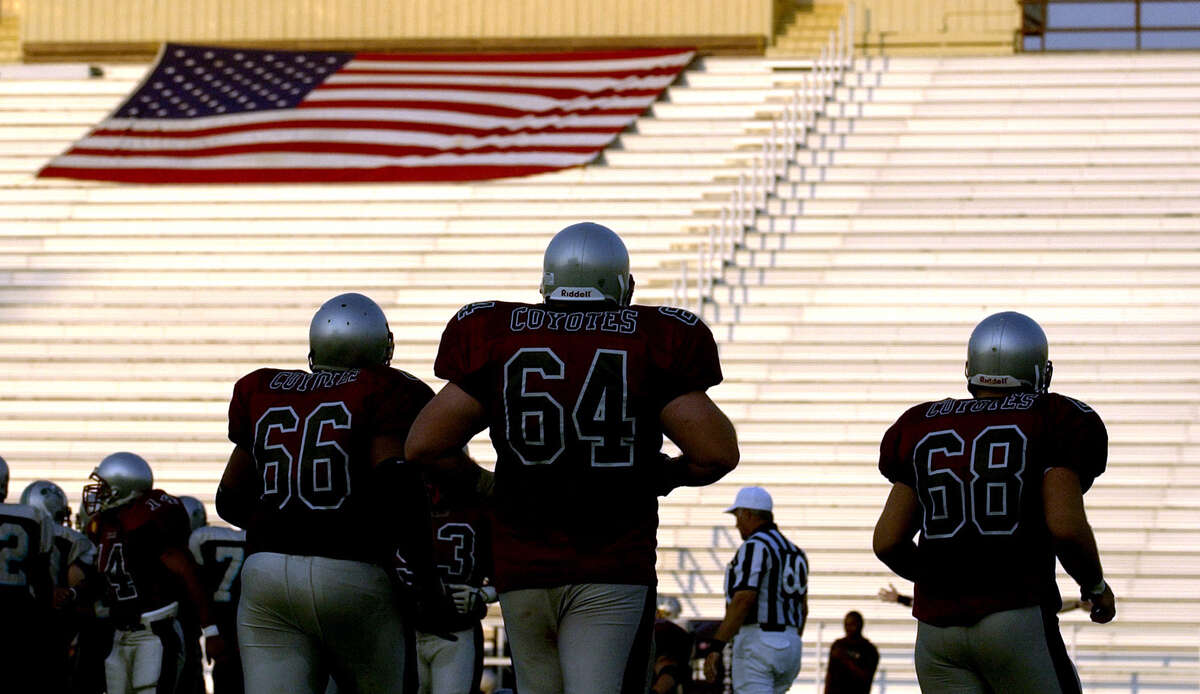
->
[[878, 391, 1107, 626], [227, 365, 434, 563], [88, 489, 192, 624], [429, 493, 493, 630], [435, 301, 723, 591]]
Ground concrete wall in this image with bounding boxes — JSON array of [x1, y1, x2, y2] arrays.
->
[[22, 0, 776, 60]]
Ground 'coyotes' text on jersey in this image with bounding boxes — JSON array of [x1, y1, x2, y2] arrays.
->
[[227, 365, 434, 563], [435, 301, 722, 591], [878, 392, 1107, 626], [88, 489, 192, 624]]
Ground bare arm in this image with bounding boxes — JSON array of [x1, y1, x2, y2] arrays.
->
[[405, 383, 488, 480], [215, 446, 258, 529], [873, 483, 922, 583], [703, 589, 757, 681], [1044, 467, 1115, 623], [161, 544, 227, 661], [659, 391, 739, 492]]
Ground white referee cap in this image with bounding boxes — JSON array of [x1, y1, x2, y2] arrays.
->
[[724, 486, 773, 513]]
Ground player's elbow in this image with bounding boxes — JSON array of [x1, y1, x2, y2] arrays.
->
[[215, 484, 252, 529]]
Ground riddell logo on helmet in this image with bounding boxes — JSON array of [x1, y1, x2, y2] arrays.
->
[[552, 287, 598, 300], [978, 376, 1008, 385]]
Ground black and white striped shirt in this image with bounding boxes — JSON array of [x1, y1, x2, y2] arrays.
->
[[725, 523, 808, 630]]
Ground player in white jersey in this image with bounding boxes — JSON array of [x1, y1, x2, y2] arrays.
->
[[21, 480, 98, 690], [0, 458, 57, 681], [186, 497, 248, 694]]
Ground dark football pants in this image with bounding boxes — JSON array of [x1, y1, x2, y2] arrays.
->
[[237, 552, 413, 694], [416, 624, 483, 694], [915, 605, 1083, 694], [499, 583, 655, 694]]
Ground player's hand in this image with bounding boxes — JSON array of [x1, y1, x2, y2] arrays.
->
[[878, 583, 901, 603], [204, 633, 228, 663], [703, 651, 722, 683], [1087, 584, 1116, 624], [447, 583, 481, 615]]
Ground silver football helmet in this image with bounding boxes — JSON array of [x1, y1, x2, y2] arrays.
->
[[309, 293, 394, 371], [966, 311, 1053, 393], [20, 480, 72, 526], [0, 455, 8, 502], [539, 222, 633, 306], [656, 595, 682, 620], [82, 452, 154, 515], [180, 495, 207, 532]]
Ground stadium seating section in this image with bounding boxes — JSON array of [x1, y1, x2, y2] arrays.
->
[[1, 50, 1198, 690]]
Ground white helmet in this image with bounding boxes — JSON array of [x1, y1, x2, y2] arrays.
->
[[309, 293, 394, 371], [83, 452, 153, 515], [180, 496, 207, 532], [539, 222, 633, 306], [20, 480, 72, 525], [966, 311, 1053, 393]]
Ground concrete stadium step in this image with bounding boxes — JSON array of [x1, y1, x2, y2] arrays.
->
[[782, 163, 1200, 183], [764, 197, 1200, 215], [772, 180, 1200, 200], [729, 248, 1200, 269], [862, 69, 1200, 88], [0, 216, 705, 236], [832, 84, 1200, 103], [0, 182, 731, 204], [829, 98, 1200, 118], [747, 213, 1200, 234], [737, 230, 1200, 251], [720, 304, 1199, 327], [808, 114, 1200, 135], [803, 131, 1200, 150], [716, 321, 1200, 344], [866, 54, 1200, 71], [801, 146, 1200, 166], [0, 199, 708, 219], [726, 286, 1199, 307]]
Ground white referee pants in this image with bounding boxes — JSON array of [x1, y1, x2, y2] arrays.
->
[[731, 624, 803, 694]]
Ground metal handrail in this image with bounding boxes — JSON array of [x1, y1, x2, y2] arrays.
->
[[676, 2, 855, 319]]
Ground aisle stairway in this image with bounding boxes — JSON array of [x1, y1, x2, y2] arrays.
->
[[671, 52, 1200, 690], [1, 51, 1198, 691]]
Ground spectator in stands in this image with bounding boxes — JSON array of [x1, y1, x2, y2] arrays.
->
[[824, 611, 878, 694], [704, 486, 807, 693]]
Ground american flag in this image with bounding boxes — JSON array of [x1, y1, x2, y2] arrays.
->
[[38, 44, 694, 184]]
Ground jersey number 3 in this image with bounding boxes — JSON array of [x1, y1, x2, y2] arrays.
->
[[914, 425, 1027, 539]]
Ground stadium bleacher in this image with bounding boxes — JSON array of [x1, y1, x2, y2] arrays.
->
[[1, 43, 1198, 692]]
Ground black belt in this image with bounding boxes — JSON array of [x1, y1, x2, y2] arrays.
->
[[760, 624, 796, 632]]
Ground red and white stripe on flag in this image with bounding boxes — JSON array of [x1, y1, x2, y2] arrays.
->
[[38, 44, 695, 184]]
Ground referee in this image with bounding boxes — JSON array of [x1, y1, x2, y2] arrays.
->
[[704, 486, 808, 693]]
